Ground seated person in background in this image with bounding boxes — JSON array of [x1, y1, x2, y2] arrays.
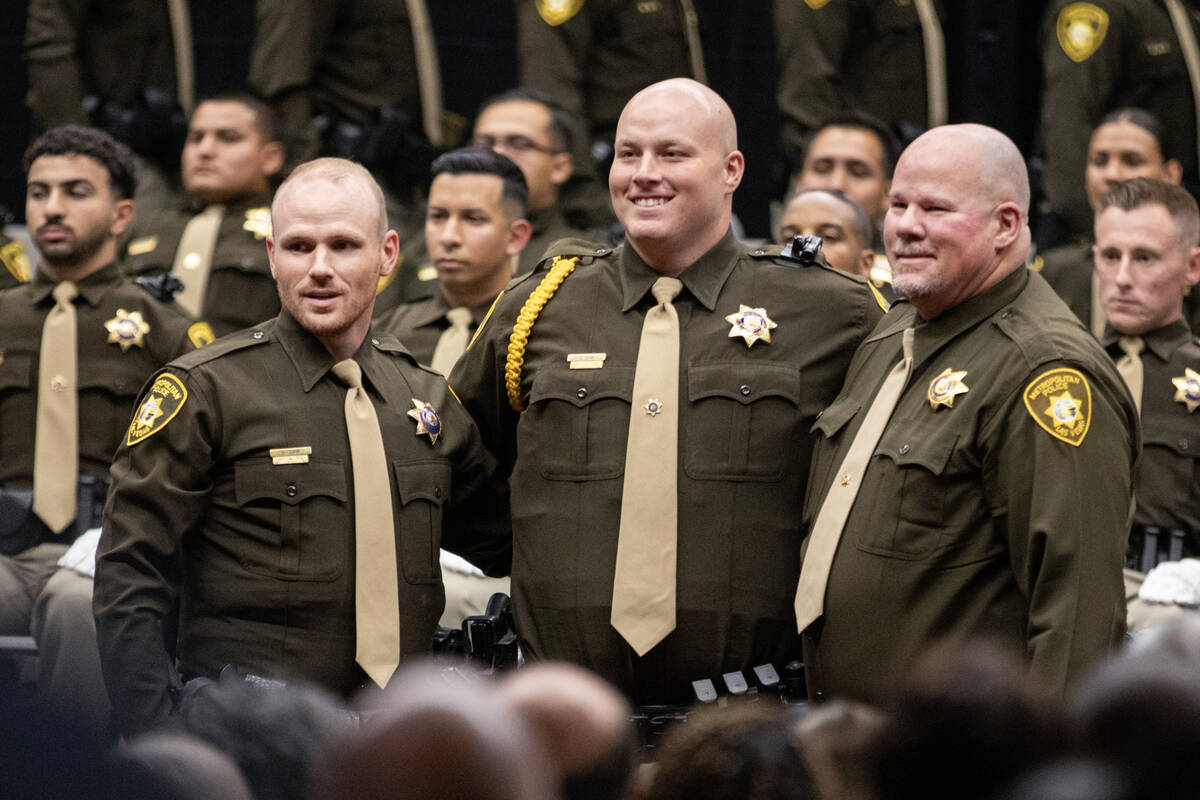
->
[[1038, 108, 1183, 336], [0, 125, 203, 737], [122, 93, 285, 337], [1090, 178, 1200, 631], [375, 146, 530, 626], [778, 188, 876, 281], [378, 88, 590, 309]]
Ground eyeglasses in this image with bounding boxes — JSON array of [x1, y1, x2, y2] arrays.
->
[[472, 134, 559, 155]]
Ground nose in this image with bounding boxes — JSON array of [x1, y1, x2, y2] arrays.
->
[[827, 165, 850, 192], [888, 203, 921, 240], [308, 244, 335, 278], [42, 187, 65, 218], [631, 152, 660, 185], [437, 216, 462, 248], [1102, 158, 1127, 185], [1111, 253, 1135, 288]]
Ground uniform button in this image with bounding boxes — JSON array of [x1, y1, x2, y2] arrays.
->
[[286, 482, 297, 497], [899, 444, 910, 455], [371, 338, 380, 346], [595, 248, 607, 255], [752, 248, 765, 256], [740, 384, 751, 396], [814, 689, 825, 701], [1180, 439, 1190, 451], [253, 331, 264, 340], [1000, 311, 1011, 319], [434, 486, 442, 498], [577, 387, 587, 399]]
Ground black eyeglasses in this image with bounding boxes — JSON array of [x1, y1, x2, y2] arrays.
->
[[473, 134, 559, 155]]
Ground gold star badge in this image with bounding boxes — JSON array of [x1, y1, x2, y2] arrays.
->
[[1173, 367, 1200, 413], [927, 368, 969, 410], [105, 309, 150, 351], [725, 305, 777, 348], [407, 398, 442, 445]]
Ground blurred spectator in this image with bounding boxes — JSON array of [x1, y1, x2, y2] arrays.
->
[[1002, 760, 1132, 800], [647, 702, 816, 800], [116, 732, 254, 800], [500, 662, 639, 800], [793, 699, 887, 800]]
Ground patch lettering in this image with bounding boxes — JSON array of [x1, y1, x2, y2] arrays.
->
[[127, 373, 188, 446], [1023, 367, 1092, 446]]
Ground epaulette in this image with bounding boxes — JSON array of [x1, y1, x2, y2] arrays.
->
[[530, 237, 614, 273], [172, 325, 271, 368], [750, 237, 890, 312], [135, 274, 184, 303], [369, 331, 421, 367]]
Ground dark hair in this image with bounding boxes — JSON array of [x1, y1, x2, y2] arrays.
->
[[1101, 177, 1200, 246], [477, 87, 576, 155], [193, 92, 283, 145], [1096, 107, 1173, 161], [807, 110, 903, 177], [788, 188, 873, 244], [24, 125, 138, 199], [430, 147, 529, 217]]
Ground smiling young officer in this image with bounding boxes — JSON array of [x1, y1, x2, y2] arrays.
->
[[450, 78, 882, 705]]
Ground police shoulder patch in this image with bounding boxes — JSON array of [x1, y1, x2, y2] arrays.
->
[[804, 0, 834, 8], [127, 373, 188, 446], [1056, 2, 1109, 63], [537, 0, 584, 26], [0, 239, 31, 282], [187, 322, 215, 348], [1022, 367, 1092, 446]]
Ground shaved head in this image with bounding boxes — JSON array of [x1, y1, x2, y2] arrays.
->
[[905, 124, 1031, 217], [623, 78, 738, 153]]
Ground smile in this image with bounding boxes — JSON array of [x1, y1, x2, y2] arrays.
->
[[633, 197, 669, 207]]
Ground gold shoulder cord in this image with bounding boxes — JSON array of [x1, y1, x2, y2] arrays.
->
[[505, 256, 579, 411]]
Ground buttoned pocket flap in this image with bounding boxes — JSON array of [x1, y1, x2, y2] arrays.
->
[[688, 362, 800, 406], [528, 366, 634, 409], [394, 459, 451, 507], [876, 427, 958, 475], [812, 397, 862, 438], [235, 458, 348, 506], [0, 351, 34, 391], [1142, 421, 1200, 459]]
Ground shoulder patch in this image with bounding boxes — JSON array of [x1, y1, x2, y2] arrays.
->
[[537, 0, 583, 26], [804, 0, 833, 8], [1056, 3, 1109, 63], [127, 236, 159, 256], [187, 321, 215, 348], [1023, 367, 1092, 446], [127, 373, 188, 446], [0, 239, 31, 282]]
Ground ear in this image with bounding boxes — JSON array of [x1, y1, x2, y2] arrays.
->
[[549, 151, 573, 186], [1164, 158, 1184, 185], [724, 150, 745, 193], [858, 248, 875, 279], [260, 141, 286, 179], [266, 235, 278, 279], [110, 198, 135, 237], [993, 202, 1022, 249], [379, 229, 400, 278], [1185, 245, 1200, 288], [506, 217, 533, 256]]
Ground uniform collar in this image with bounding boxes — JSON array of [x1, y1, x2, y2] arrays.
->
[[274, 309, 402, 405], [29, 261, 123, 308], [401, 293, 495, 328], [185, 189, 272, 215], [527, 203, 564, 237], [618, 228, 741, 312], [1102, 317, 1193, 362]]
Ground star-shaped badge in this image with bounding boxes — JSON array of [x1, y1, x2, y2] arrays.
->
[[927, 368, 969, 410], [105, 309, 150, 351], [1173, 367, 1200, 413], [644, 398, 664, 416], [407, 398, 442, 445], [1044, 390, 1082, 426], [724, 305, 777, 347]]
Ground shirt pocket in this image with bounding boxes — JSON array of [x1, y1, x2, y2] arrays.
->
[[684, 362, 802, 481], [853, 425, 960, 560], [1139, 419, 1200, 523], [521, 366, 634, 481], [805, 396, 863, 516], [234, 457, 349, 580], [393, 459, 451, 585], [0, 350, 34, 395], [78, 351, 156, 443]]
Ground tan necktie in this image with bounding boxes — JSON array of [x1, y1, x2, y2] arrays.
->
[[33, 281, 79, 534], [332, 359, 401, 688], [430, 307, 473, 375], [611, 277, 684, 656], [166, 0, 196, 113], [1117, 335, 1145, 415], [795, 328, 915, 632], [172, 205, 225, 318], [913, 0, 948, 128], [1166, 0, 1200, 173], [405, 0, 444, 146], [1090, 270, 1108, 338], [678, 0, 708, 84]]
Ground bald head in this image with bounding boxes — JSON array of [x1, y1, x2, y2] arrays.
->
[[273, 157, 388, 238], [905, 124, 1030, 217], [623, 78, 738, 153]]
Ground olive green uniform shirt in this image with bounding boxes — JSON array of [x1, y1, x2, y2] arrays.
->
[[1040, 0, 1200, 239], [802, 268, 1138, 703], [122, 193, 281, 338], [451, 231, 883, 703], [1037, 238, 1095, 326], [94, 311, 510, 736], [1103, 320, 1200, 536], [0, 262, 198, 511], [774, 0, 945, 172], [374, 294, 494, 366]]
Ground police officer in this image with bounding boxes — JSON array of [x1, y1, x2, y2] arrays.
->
[[451, 79, 883, 704], [517, 0, 706, 229], [778, 189, 876, 281], [95, 158, 509, 736], [1040, 0, 1200, 245], [1038, 108, 1185, 334], [1090, 178, 1200, 629], [122, 93, 286, 338], [0, 126, 203, 735], [798, 124, 1138, 704]]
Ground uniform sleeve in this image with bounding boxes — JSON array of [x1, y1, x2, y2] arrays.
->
[[1039, 0, 1126, 238], [982, 362, 1134, 692], [93, 369, 218, 737], [24, 0, 91, 128], [773, 0, 855, 173]]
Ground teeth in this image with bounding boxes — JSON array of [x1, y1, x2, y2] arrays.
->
[[634, 198, 667, 207]]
